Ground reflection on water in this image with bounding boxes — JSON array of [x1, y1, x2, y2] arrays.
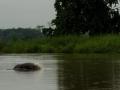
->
[[0, 54, 120, 90], [57, 54, 120, 90], [0, 54, 58, 90]]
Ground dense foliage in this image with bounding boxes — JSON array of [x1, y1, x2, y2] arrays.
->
[[0, 28, 42, 41], [0, 35, 120, 53], [53, 0, 120, 35], [0, 27, 55, 41]]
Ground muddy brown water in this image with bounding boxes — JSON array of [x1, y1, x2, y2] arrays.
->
[[0, 54, 119, 90]]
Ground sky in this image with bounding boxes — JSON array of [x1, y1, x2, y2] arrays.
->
[[0, 0, 56, 29]]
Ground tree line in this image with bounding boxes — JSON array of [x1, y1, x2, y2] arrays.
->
[[0, 27, 54, 41]]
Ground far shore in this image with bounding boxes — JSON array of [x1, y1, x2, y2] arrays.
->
[[0, 34, 120, 53]]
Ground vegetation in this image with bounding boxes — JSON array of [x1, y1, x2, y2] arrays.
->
[[53, 0, 120, 35], [0, 1, 120, 53], [0, 34, 120, 53], [0, 27, 54, 41], [0, 28, 42, 41]]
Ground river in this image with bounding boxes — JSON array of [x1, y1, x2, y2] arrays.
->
[[0, 54, 120, 90]]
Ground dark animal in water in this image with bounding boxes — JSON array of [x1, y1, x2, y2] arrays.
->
[[13, 63, 40, 72]]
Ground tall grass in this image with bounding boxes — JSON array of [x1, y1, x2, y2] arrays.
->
[[0, 34, 120, 53]]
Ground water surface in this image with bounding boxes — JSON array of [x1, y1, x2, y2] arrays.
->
[[0, 54, 120, 90]]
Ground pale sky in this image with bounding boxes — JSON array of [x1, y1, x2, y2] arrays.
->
[[0, 0, 56, 29]]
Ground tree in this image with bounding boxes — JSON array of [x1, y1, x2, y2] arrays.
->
[[42, 27, 54, 36], [53, 0, 120, 35]]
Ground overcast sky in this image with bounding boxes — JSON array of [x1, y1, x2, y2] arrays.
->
[[0, 0, 56, 29]]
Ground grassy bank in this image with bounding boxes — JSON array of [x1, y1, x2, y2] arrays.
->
[[0, 34, 120, 53]]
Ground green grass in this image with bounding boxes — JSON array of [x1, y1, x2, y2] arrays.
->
[[1, 34, 120, 53]]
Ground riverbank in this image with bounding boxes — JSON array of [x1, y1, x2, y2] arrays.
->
[[1, 34, 120, 53]]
